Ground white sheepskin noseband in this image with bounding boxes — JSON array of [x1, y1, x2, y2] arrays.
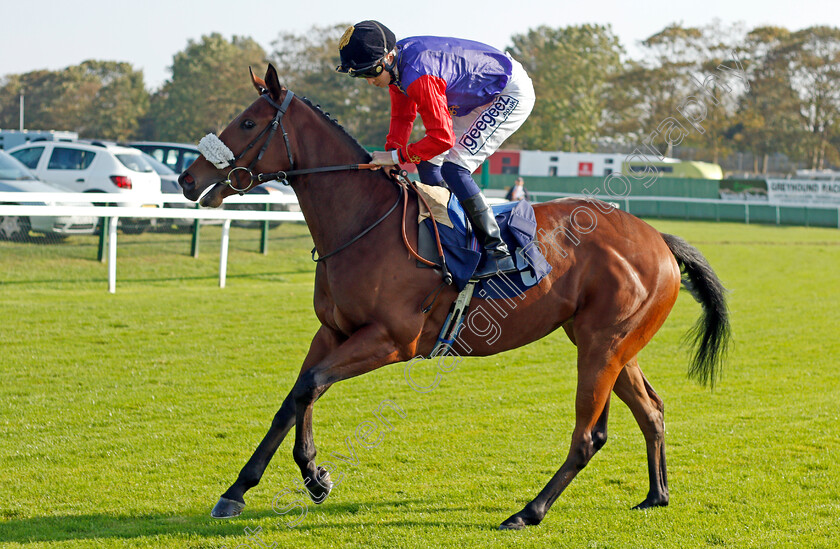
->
[[198, 134, 235, 169]]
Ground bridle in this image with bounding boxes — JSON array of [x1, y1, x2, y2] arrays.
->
[[201, 87, 452, 286], [213, 90, 378, 193], [222, 90, 295, 192]]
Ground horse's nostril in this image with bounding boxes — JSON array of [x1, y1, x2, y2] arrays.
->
[[179, 172, 195, 188]]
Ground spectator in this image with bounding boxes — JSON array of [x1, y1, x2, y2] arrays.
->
[[505, 177, 530, 201]]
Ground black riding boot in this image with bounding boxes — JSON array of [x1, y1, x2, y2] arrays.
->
[[461, 193, 518, 278]]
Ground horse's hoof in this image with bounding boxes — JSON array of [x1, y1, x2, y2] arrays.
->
[[498, 510, 541, 530], [211, 496, 246, 518], [498, 515, 527, 530], [305, 467, 333, 504], [632, 496, 669, 510]]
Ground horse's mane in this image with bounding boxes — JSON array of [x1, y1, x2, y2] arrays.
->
[[298, 95, 372, 161]]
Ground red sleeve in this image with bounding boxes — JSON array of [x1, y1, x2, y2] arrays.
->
[[385, 85, 416, 153], [389, 75, 455, 164]]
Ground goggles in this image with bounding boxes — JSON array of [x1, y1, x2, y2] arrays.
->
[[339, 61, 385, 79]]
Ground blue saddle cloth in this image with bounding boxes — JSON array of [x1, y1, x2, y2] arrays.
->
[[422, 196, 552, 298]]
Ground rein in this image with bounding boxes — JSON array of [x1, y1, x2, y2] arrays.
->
[[256, 162, 379, 185], [207, 88, 452, 286], [313, 171, 453, 287], [310, 185, 403, 263]]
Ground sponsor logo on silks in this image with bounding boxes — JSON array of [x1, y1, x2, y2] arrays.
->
[[458, 95, 519, 155]]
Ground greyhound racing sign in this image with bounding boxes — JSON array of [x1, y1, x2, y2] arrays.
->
[[766, 178, 840, 205]]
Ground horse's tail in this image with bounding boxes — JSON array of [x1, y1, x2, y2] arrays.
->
[[661, 233, 731, 388]]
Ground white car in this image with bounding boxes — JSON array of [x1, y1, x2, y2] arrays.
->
[[141, 152, 224, 230], [0, 150, 97, 240], [7, 140, 163, 233], [127, 141, 201, 174], [226, 181, 302, 229]]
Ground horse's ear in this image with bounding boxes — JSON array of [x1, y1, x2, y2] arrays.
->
[[250, 66, 268, 95], [264, 64, 283, 101]]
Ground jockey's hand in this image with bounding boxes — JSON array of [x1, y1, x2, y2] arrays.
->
[[369, 150, 398, 170]]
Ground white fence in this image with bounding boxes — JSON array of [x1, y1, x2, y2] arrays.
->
[[0, 191, 304, 293], [7, 189, 838, 293]]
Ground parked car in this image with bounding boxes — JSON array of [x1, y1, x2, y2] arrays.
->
[[127, 141, 201, 174], [0, 150, 97, 240], [144, 152, 187, 228], [141, 152, 224, 231], [7, 140, 163, 234], [142, 152, 180, 190], [226, 181, 301, 228], [129, 141, 301, 228]]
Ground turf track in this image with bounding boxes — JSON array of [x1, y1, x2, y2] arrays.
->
[[1, 219, 838, 548]]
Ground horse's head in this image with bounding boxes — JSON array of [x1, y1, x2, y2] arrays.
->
[[179, 64, 293, 208]]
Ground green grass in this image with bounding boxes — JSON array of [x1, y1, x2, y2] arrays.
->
[[1, 220, 839, 548]]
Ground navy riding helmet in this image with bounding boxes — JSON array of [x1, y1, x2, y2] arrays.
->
[[336, 20, 396, 78]]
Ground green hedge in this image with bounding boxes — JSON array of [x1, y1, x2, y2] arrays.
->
[[475, 174, 837, 228], [479, 174, 720, 199], [620, 200, 839, 228]]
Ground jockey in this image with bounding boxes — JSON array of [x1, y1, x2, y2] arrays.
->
[[336, 20, 536, 278]]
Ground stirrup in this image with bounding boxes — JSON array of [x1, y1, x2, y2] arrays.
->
[[472, 253, 517, 279], [430, 282, 476, 357]]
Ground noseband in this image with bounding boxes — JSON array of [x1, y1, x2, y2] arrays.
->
[[198, 90, 377, 193]]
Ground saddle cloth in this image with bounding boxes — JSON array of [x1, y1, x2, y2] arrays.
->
[[414, 182, 551, 298]]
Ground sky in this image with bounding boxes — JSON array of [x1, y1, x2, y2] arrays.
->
[[2, 0, 839, 91]]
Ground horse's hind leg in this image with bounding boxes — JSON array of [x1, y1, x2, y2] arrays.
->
[[499, 339, 623, 530], [613, 358, 669, 509]]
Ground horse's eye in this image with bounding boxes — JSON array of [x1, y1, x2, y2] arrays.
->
[[241, 119, 256, 130]]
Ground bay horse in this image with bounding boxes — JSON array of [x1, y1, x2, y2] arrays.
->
[[178, 64, 730, 530]]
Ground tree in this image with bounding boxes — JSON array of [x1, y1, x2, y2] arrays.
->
[[147, 33, 267, 142], [75, 61, 149, 140], [606, 21, 747, 162], [268, 24, 392, 147], [777, 26, 840, 169], [603, 23, 701, 151], [0, 61, 148, 139], [507, 24, 623, 151], [690, 26, 750, 166], [605, 60, 684, 149], [0, 71, 53, 129], [732, 26, 804, 173]]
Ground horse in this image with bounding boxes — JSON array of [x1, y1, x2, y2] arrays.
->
[[178, 64, 730, 530]]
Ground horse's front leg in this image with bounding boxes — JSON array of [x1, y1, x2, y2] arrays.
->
[[291, 323, 400, 503], [211, 326, 341, 518]]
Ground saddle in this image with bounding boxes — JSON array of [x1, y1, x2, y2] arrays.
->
[[413, 182, 551, 297], [403, 182, 551, 358]]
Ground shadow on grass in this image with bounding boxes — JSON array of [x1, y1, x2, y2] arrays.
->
[[1, 234, 70, 246], [115, 271, 314, 283], [0, 270, 313, 287], [0, 510, 252, 544], [0, 499, 463, 543]]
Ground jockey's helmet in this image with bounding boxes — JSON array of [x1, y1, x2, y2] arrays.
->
[[336, 20, 396, 78]]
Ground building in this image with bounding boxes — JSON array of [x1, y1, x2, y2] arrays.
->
[[477, 150, 723, 180]]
